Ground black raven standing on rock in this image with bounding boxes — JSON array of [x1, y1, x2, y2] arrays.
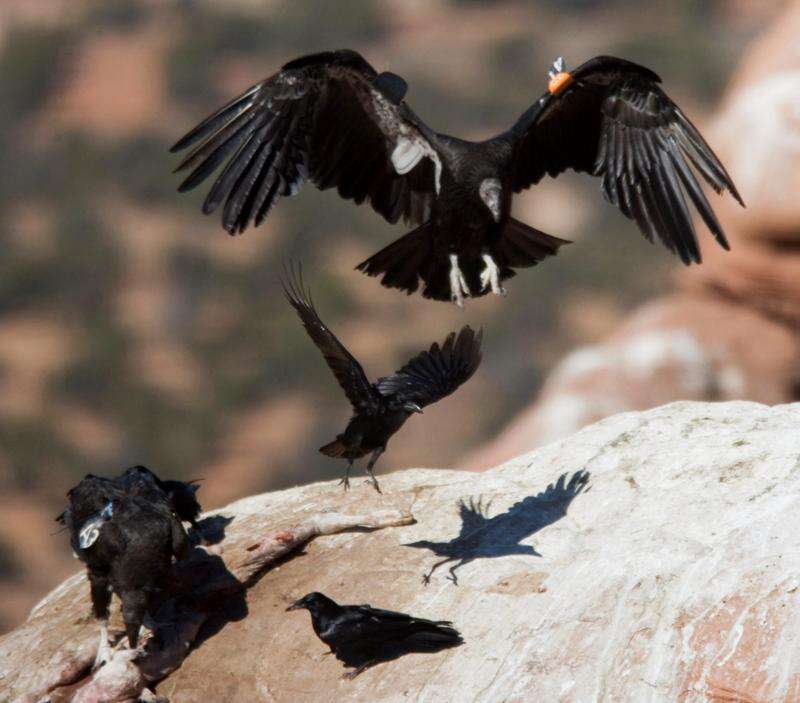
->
[[283, 267, 482, 492], [172, 50, 742, 306], [286, 592, 463, 679], [57, 467, 197, 668]]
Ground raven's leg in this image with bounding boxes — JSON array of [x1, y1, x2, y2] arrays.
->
[[120, 589, 148, 649], [365, 448, 384, 494], [89, 571, 113, 669], [448, 253, 471, 308], [338, 459, 353, 491], [343, 659, 379, 679], [479, 252, 506, 296], [421, 557, 455, 586]]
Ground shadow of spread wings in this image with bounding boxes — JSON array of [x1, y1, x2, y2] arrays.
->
[[172, 49, 437, 234], [456, 497, 493, 540], [374, 326, 482, 408], [508, 55, 743, 265], [282, 265, 379, 412]]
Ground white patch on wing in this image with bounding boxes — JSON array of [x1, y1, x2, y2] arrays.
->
[[369, 85, 442, 194], [392, 137, 425, 174]]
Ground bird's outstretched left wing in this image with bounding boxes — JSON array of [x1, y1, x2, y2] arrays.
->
[[171, 49, 438, 234], [508, 55, 743, 264], [375, 326, 482, 408], [282, 265, 380, 413]]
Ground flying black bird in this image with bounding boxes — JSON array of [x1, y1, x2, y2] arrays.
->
[[172, 50, 742, 306], [58, 470, 191, 667], [282, 267, 482, 492], [286, 592, 463, 679]]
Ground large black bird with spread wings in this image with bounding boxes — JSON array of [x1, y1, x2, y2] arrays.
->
[[173, 50, 742, 306], [287, 591, 463, 679], [283, 267, 482, 491]]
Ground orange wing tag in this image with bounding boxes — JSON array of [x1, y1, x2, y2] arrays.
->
[[548, 72, 573, 96]]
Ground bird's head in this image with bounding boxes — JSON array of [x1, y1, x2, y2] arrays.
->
[[479, 178, 502, 223], [286, 591, 332, 612], [403, 401, 423, 415]]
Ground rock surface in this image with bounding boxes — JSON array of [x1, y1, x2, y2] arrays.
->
[[3, 401, 800, 702]]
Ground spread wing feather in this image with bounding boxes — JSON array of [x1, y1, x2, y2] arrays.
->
[[282, 264, 379, 412], [508, 55, 743, 264], [172, 50, 437, 234], [375, 326, 482, 407]]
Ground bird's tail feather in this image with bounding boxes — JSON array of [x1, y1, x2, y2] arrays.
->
[[319, 438, 347, 458], [357, 218, 569, 302], [405, 622, 463, 650], [493, 217, 569, 269], [355, 222, 433, 295]]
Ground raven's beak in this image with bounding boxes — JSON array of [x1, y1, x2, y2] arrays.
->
[[286, 601, 303, 612]]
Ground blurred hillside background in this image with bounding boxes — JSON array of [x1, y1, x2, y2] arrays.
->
[[0, 0, 786, 632]]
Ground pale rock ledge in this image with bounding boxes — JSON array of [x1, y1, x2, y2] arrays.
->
[[2, 401, 799, 702]]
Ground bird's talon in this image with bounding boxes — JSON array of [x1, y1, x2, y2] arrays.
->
[[480, 253, 505, 296], [362, 477, 382, 494], [448, 254, 471, 307], [339, 477, 351, 491]]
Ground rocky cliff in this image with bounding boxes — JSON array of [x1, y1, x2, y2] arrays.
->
[[2, 401, 800, 702]]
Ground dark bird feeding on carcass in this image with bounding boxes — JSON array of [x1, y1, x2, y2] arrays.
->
[[282, 265, 482, 492], [172, 50, 742, 306], [286, 591, 463, 678], [57, 468, 193, 667], [121, 465, 203, 531]]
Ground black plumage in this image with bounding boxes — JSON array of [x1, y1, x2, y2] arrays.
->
[[282, 266, 482, 492], [286, 592, 463, 679], [122, 465, 203, 530], [58, 467, 194, 662], [172, 51, 742, 306]]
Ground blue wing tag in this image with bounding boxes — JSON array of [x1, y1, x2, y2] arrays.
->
[[78, 501, 114, 549]]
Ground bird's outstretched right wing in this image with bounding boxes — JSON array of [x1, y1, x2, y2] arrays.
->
[[282, 265, 379, 412], [507, 55, 743, 264], [171, 49, 438, 234], [375, 326, 482, 408]]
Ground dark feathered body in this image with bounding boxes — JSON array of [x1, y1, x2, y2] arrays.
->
[[59, 468, 192, 647], [282, 266, 482, 489], [122, 465, 203, 528], [287, 592, 463, 678], [325, 407, 412, 462], [173, 51, 742, 305]]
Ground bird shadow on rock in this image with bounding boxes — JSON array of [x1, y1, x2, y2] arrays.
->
[[142, 544, 249, 671], [193, 514, 234, 545], [406, 470, 590, 585]]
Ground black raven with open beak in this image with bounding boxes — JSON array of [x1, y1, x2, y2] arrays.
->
[[286, 592, 463, 679], [282, 265, 482, 492], [172, 51, 741, 306]]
